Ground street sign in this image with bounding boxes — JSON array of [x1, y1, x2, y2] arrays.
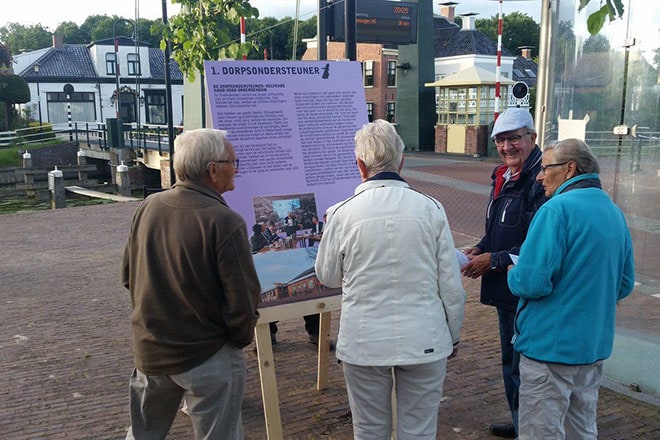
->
[[330, 0, 418, 45]]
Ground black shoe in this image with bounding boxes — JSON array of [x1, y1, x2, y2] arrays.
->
[[489, 422, 516, 439]]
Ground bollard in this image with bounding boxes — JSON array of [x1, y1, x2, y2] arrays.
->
[[22, 151, 36, 198], [116, 161, 131, 197], [77, 150, 88, 184], [48, 166, 65, 209]]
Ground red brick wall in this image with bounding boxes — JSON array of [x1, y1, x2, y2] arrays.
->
[[302, 42, 397, 121], [434, 125, 448, 153]]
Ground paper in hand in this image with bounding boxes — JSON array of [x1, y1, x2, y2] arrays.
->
[[455, 249, 470, 270]]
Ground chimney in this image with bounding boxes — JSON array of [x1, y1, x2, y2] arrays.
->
[[519, 46, 533, 59], [439, 2, 458, 23], [460, 13, 478, 31], [52, 35, 64, 49]]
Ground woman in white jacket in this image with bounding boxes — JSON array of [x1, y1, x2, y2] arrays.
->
[[315, 119, 466, 440]]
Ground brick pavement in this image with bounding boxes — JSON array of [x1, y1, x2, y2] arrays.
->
[[0, 156, 658, 439]]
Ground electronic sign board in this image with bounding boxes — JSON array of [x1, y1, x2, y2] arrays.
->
[[330, 0, 418, 45]]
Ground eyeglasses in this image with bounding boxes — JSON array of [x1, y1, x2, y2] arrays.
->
[[494, 134, 527, 146], [209, 159, 239, 169], [540, 161, 568, 174]]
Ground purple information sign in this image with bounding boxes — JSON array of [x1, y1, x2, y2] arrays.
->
[[204, 60, 367, 304]]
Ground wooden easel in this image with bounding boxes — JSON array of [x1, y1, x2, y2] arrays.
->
[[254, 294, 342, 439]]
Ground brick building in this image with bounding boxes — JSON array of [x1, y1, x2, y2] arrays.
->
[[302, 41, 398, 123]]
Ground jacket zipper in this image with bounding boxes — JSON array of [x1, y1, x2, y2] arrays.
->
[[501, 199, 512, 223]]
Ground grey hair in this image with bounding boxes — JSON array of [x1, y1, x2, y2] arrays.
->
[[544, 138, 600, 175], [354, 119, 405, 174], [173, 129, 232, 182]]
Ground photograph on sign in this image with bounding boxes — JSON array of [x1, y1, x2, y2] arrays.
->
[[204, 60, 367, 306]]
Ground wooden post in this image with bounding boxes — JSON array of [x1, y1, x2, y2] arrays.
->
[[77, 150, 88, 184], [116, 162, 131, 196], [48, 167, 65, 209], [22, 151, 36, 198], [255, 323, 283, 440]]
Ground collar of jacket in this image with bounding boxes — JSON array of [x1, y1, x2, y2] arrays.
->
[[554, 173, 602, 197], [366, 171, 407, 183], [355, 173, 408, 195], [173, 181, 228, 206]]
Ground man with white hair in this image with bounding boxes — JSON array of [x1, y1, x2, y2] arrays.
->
[[461, 108, 547, 438], [122, 128, 261, 439], [315, 119, 466, 440]]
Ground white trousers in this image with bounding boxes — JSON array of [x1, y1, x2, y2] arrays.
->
[[342, 359, 447, 440], [518, 354, 603, 440], [126, 344, 246, 440]]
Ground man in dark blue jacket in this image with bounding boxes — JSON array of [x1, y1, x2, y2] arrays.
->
[[462, 108, 547, 438]]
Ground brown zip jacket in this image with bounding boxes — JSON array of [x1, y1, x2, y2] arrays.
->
[[121, 181, 261, 375]]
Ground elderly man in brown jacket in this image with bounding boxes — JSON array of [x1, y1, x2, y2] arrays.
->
[[121, 128, 261, 440]]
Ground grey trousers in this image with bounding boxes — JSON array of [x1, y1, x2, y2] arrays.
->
[[518, 354, 603, 440], [126, 343, 246, 440], [342, 359, 447, 440]]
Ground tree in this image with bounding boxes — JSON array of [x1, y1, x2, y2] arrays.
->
[[54, 21, 87, 44], [475, 12, 540, 58], [0, 23, 52, 54], [583, 34, 610, 53], [164, 0, 260, 81], [0, 74, 30, 130]]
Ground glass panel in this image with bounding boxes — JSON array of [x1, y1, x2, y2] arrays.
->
[[542, 0, 658, 381]]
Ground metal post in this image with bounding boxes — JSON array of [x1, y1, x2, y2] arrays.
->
[[113, 19, 137, 120], [162, 0, 176, 186], [317, 0, 328, 61], [114, 34, 121, 119], [345, 0, 357, 61], [67, 94, 73, 142], [34, 64, 43, 132]]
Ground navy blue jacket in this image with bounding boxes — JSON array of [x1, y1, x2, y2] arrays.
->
[[476, 146, 547, 311]]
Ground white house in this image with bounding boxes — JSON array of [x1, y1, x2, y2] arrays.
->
[[15, 35, 184, 128]]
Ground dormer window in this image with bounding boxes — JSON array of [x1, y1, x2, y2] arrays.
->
[[106, 53, 116, 75], [127, 53, 141, 76]]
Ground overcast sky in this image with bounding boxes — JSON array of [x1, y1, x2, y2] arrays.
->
[[2, 0, 542, 30]]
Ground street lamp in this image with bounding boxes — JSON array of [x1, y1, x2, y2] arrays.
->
[[113, 18, 136, 119], [33, 63, 43, 131]]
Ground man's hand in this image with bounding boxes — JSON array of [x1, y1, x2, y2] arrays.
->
[[462, 252, 491, 279]]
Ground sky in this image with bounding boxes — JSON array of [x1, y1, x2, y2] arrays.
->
[[1, 0, 543, 30]]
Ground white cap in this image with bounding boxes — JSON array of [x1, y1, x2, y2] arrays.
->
[[492, 107, 534, 138]]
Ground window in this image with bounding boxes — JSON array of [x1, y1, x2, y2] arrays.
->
[[387, 60, 397, 87], [145, 91, 167, 125], [363, 60, 374, 87], [46, 92, 96, 123], [367, 102, 374, 122], [106, 53, 116, 75], [387, 102, 396, 123], [127, 53, 141, 76]]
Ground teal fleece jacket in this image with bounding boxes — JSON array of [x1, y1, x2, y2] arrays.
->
[[508, 174, 635, 365]]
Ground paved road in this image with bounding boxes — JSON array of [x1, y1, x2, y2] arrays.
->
[[0, 154, 658, 439]]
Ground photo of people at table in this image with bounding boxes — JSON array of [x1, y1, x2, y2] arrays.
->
[[250, 193, 322, 253]]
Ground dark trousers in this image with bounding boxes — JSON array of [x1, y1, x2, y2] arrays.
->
[[303, 314, 320, 336], [497, 306, 520, 433]]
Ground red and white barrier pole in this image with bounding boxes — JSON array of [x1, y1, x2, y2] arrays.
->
[[240, 16, 247, 60], [494, 0, 503, 121]]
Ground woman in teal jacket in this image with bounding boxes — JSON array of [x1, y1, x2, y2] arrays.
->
[[508, 138, 635, 440]]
